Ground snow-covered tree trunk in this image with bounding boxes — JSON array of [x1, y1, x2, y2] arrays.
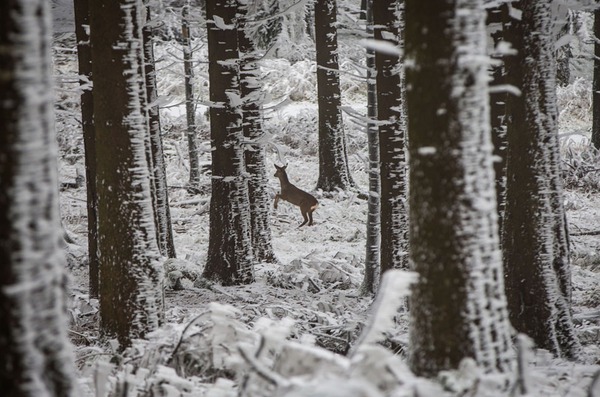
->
[[0, 0, 79, 394], [238, 3, 277, 263], [182, 4, 201, 191], [374, 0, 408, 274], [90, 0, 165, 348], [144, 6, 177, 258], [592, 5, 600, 150], [203, 0, 255, 285], [314, 0, 355, 191], [361, 0, 380, 295], [73, 0, 100, 297], [405, 0, 514, 377], [502, 0, 581, 359]]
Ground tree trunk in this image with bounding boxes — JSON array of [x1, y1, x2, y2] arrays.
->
[[74, 0, 100, 297], [593, 4, 600, 150], [314, 0, 354, 191], [90, 0, 165, 348], [182, 4, 201, 191], [360, 0, 380, 295], [144, 6, 177, 258], [0, 1, 79, 394], [405, 0, 514, 377], [502, 0, 580, 359], [238, 3, 277, 263], [374, 0, 408, 274], [487, 3, 508, 235], [203, 0, 255, 285]]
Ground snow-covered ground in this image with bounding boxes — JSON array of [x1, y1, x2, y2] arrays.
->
[[52, 18, 600, 397]]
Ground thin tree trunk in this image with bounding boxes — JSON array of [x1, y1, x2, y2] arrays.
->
[[314, 0, 354, 191], [0, 1, 80, 394], [502, 0, 580, 359], [74, 0, 100, 297], [182, 4, 201, 191], [238, 3, 277, 263], [144, 6, 176, 258], [374, 0, 408, 274], [360, 0, 380, 295], [592, 4, 600, 150]]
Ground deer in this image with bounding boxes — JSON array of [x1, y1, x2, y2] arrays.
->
[[273, 164, 319, 227]]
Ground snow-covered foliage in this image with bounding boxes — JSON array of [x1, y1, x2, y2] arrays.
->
[[47, 0, 600, 396]]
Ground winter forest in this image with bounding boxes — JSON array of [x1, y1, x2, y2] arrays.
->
[[2, 0, 600, 395]]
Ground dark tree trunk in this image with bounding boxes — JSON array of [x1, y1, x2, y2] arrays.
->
[[593, 5, 600, 150], [374, 0, 408, 274], [314, 0, 354, 191], [487, 3, 509, 235], [0, 1, 79, 394], [238, 3, 277, 263], [90, 0, 165, 348], [360, 0, 380, 295], [203, 0, 255, 285], [143, 7, 177, 258], [74, 0, 100, 297], [502, 1, 580, 359], [182, 5, 201, 191], [405, 0, 513, 377]]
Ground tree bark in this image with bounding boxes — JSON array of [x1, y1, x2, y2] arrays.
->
[[144, 6, 177, 258], [0, 1, 79, 394], [238, 3, 277, 263], [90, 0, 165, 348], [203, 0, 255, 285], [314, 0, 354, 191], [74, 0, 100, 297], [502, 0, 580, 359], [406, 0, 514, 377], [182, 4, 201, 191], [360, 0, 380, 295], [374, 0, 408, 274], [592, 4, 600, 150]]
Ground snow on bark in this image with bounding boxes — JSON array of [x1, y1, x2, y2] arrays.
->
[[203, 0, 255, 285], [0, 0, 79, 394], [502, 0, 580, 359], [406, 0, 513, 377], [90, 0, 165, 347]]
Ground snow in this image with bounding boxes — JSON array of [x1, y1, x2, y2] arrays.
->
[[47, 3, 600, 396]]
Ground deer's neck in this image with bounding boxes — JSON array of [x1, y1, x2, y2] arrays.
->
[[277, 173, 291, 188]]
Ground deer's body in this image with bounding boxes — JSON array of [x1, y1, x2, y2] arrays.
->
[[274, 164, 318, 227]]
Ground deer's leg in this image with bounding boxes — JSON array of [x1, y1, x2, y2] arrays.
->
[[308, 210, 314, 226], [274, 194, 280, 209], [299, 209, 309, 227]]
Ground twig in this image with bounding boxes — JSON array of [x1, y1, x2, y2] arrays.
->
[[238, 345, 289, 388], [167, 311, 209, 364], [572, 230, 600, 236]]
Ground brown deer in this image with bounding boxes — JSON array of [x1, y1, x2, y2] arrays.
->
[[273, 164, 319, 227]]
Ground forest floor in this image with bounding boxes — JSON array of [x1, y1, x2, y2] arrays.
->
[[53, 36, 600, 396]]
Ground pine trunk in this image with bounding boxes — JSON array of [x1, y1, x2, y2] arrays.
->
[[406, 0, 513, 377], [361, 0, 380, 295], [0, 1, 79, 394], [502, 0, 580, 359], [182, 5, 201, 191], [238, 4, 277, 263], [203, 0, 255, 285], [90, 0, 165, 348], [592, 5, 600, 150], [144, 7, 177, 258], [314, 0, 354, 191], [374, 0, 408, 274], [74, 0, 100, 297]]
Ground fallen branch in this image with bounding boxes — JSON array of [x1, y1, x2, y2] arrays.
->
[[571, 230, 600, 236]]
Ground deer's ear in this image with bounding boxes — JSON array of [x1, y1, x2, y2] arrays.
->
[[283, 164, 288, 170], [274, 164, 280, 170]]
